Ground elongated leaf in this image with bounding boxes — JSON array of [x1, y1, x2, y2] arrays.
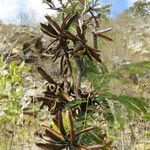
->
[[63, 30, 78, 42], [74, 145, 90, 150], [96, 28, 112, 34], [45, 15, 61, 32], [88, 144, 104, 150], [65, 13, 79, 30], [76, 127, 93, 136], [36, 97, 54, 103], [41, 23, 58, 38], [60, 54, 65, 75], [36, 97, 55, 108], [41, 27, 57, 38], [36, 142, 66, 150], [76, 26, 82, 38], [61, 91, 73, 102], [61, 13, 73, 30], [67, 110, 76, 144], [37, 67, 57, 85], [73, 43, 83, 54], [46, 39, 58, 50], [95, 33, 113, 41], [48, 23, 59, 36], [86, 46, 102, 63], [41, 125, 65, 142], [58, 111, 66, 137], [51, 49, 61, 62]]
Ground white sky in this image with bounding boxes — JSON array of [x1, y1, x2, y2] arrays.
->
[[0, 0, 148, 24], [0, 0, 53, 24]]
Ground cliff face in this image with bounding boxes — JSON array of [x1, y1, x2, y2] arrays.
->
[[0, 24, 42, 60], [100, 15, 150, 69], [127, 18, 150, 60]]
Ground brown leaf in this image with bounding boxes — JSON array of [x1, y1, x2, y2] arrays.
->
[[73, 43, 83, 54], [60, 54, 65, 75], [36, 142, 67, 150], [58, 111, 66, 137], [74, 144, 90, 150], [37, 67, 57, 85], [86, 46, 102, 63], [45, 15, 61, 32], [63, 30, 78, 42], [88, 144, 104, 150], [48, 23, 59, 36], [65, 13, 79, 30], [46, 39, 58, 50], [76, 127, 94, 137], [41, 125, 65, 142], [61, 91, 73, 102], [67, 110, 76, 144], [51, 49, 61, 62], [41, 27, 57, 38], [41, 23, 58, 38], [94, 33, 113, 41]]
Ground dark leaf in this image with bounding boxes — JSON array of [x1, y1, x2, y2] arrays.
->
[[86, 46, 102, 63], [41, 125, 65, 142], [68, 110, 76, 144], [94, 33, 113, 41], [63, 30, 78, 42], [37, 67, 57, 85], [65, 13, 79, 30], [41, 23, 58, 38], [51, 49, 61, 62], [48, 23, 59, 36], [36, 142, 66, 150], [41, 27, 57, 38], [76, 127, 93, 137], [74, 144, 90, 150], [45, 15, 61, 32]]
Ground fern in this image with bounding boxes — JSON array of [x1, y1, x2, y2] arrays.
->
[[96, 92, 149, 126], [83, 59, 149, 127]]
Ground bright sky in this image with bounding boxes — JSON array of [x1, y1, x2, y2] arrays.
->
[[0, 0, 141, 24]]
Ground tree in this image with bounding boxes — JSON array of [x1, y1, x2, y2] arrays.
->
[[34, 0, 149, 149], [126, 0, 150, 17]]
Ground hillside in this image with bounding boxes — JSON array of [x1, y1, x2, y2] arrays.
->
[[0, 12, 150, 150]]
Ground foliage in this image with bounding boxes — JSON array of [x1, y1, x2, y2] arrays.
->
[[84, 58, 149, 128], [0, 57, 29, 122], [126, 0, 150, 17], [34, 0, 149, 149], [36, 110, 105, 150]]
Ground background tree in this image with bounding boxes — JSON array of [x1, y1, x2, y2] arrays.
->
[[126, 0, 150, 17]]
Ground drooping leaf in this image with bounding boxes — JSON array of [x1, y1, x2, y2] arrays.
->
[[67, 110, 76, 144], [86, 46, 102, 63], [41, 125, 65, 142], [95, 33, 113, 41], [41, 23, 58, 38], [88, 144, 104, 150], [76, 127, 93, 137], [74, 144, 90, 150], [36, 142, 67, 150], [37, 67, 57, 85], [95, 28, 112, 34], [45, 15, 61, 32], [58, 111, 67, 137]]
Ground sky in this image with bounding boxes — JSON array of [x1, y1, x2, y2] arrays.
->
[[0, 0, 139, 24]]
